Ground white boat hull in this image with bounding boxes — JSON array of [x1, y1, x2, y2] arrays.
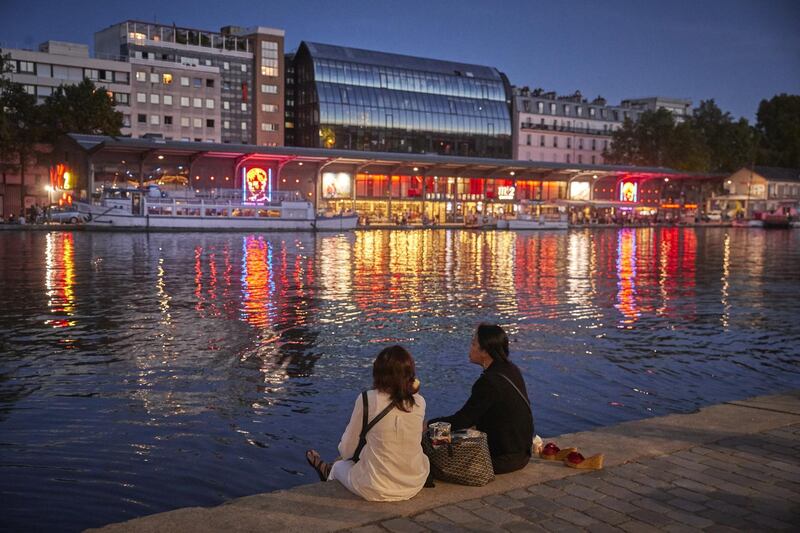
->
[[86, 211, 317, 231], [507, 219, 569, 230], [731, 219, 764, 228], [80, 194, 357, 232], [314, 214, 359, 231]]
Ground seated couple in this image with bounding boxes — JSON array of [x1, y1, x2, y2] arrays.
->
[[305, 324, 535, 502]]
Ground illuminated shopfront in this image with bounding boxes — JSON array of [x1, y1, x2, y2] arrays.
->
[[57, 134, 717, 227]]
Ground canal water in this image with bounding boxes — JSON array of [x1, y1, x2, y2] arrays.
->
[[1, 228, 798, 531]]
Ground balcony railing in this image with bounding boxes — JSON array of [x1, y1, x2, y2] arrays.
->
[[520, 122, 613, 137]]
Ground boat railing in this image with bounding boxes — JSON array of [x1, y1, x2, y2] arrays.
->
[[147, 190, 304, 207]]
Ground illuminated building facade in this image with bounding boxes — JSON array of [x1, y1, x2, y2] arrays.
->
[[512, 87, 638, 165], [289, 42, 512, 158], [56, 134, 718, 227], [95, 20, 285, 146]]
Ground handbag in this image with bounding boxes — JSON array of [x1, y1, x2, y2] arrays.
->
[[351, 390, 395, 462], [422, 429, 495, 486]]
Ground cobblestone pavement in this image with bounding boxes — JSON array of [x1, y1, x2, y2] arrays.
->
[[360, 424, 800, 532]]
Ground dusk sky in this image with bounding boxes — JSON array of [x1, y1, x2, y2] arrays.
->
[[1, 0, 798, 122]]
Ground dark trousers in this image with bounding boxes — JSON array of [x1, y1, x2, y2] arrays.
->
[[492, 452, 531, 475]]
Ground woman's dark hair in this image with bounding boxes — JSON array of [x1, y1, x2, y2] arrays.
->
[[373, 345, 417, 412], [475, 324, 510, 363]]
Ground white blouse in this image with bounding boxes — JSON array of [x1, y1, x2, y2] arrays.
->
[[333, 389, 429, 501]]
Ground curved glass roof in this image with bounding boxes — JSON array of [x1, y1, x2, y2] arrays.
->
[[301, 41, 505, 82]]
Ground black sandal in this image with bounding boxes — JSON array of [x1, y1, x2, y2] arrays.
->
[[305, 449, 332, 481]]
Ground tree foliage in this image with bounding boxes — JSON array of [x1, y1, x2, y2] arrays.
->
[[1, 54, 123, 180], [603, 100, 760, 173], [1, 51, 42, 177], [40, 79, 123, 142], [756, 94, 800, 168]]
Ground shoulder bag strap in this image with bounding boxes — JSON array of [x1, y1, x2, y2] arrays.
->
[[351, 392, 395, 462], [496, 373, 532, 411]]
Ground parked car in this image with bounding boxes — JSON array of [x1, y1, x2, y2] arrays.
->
[[49, 208, 88, 224]]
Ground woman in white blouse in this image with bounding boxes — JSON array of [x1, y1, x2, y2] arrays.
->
[[305, 345, 430, 501]]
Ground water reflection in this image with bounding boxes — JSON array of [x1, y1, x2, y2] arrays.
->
[[44, 232, 76, 328], [1, 228, 799, 533], [616, 228, 639, 325]]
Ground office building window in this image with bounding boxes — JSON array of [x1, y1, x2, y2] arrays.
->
[[162, 73, 173, 84], [563, 105, 570, 115], [150, 115, 160, 125], [205, 98, 214, 109], [240, 64, 247, 72], [566, 138, 571, 149], [553, 137, 558, 147], [149, 73, 159, 84], [193, 97, 202, 108], [193, 78, 202, 88], [114, 71, 129, 84], [223, 101, 230, 110], [122, 114, 131, 127], [163, 95, 173, 106], [193, 118, 202, 128], [260, 122, 278, 132], [180, 76, 189, 87], [223, 62, 229, 70], [137, 114, 146, 123], [589, 107, 596, 117], [241, 102, 247, 111], [591, 139, 596, 151], [114, 93, 130, 105], [261, 66, 278, 77], [526, 134, 531, 146], [136, 92, 146, 103], [223, 120, 230, 129], [540, 135, 545, 147], [261, 104, 278, 112], [241, 121, 247, 130], [181, 117, 190, 127], [180, 96, 189, 107], [576, 106, 583, 116], [260, 84, 278, 94], [150, 94, 160, 104], [164, 115, 173, 125], [206, 119, 215, 128], [537, 101, 544, 113], [206, 79, 214, 88], [136, 71, 147, 82], [550, 103, 556, 115], [17, 60, 35, 74]]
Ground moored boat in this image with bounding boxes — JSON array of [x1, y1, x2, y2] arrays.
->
[[77, 187, 357, 232], [731, 218, 764, 228], [761, 213, 792, 229], [507, 214, 568, 230]]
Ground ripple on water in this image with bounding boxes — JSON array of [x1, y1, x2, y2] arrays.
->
[[0, 228, 799, 531]]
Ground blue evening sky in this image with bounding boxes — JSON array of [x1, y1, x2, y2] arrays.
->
[[1, 0, 798, 121]]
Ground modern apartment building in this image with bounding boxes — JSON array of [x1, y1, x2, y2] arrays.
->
[[512, 87, 639, 164], [94, 20, 284, 145], [620, 96, 693, 123], [3, 41, 132, 134]]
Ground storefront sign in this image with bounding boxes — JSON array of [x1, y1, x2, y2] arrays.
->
[[569, 182, 590, 201], [242, 166, 272, 204], [619, 181, 638, 203], [497, 186, 516, 200], [322, 172, 352, 199]]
